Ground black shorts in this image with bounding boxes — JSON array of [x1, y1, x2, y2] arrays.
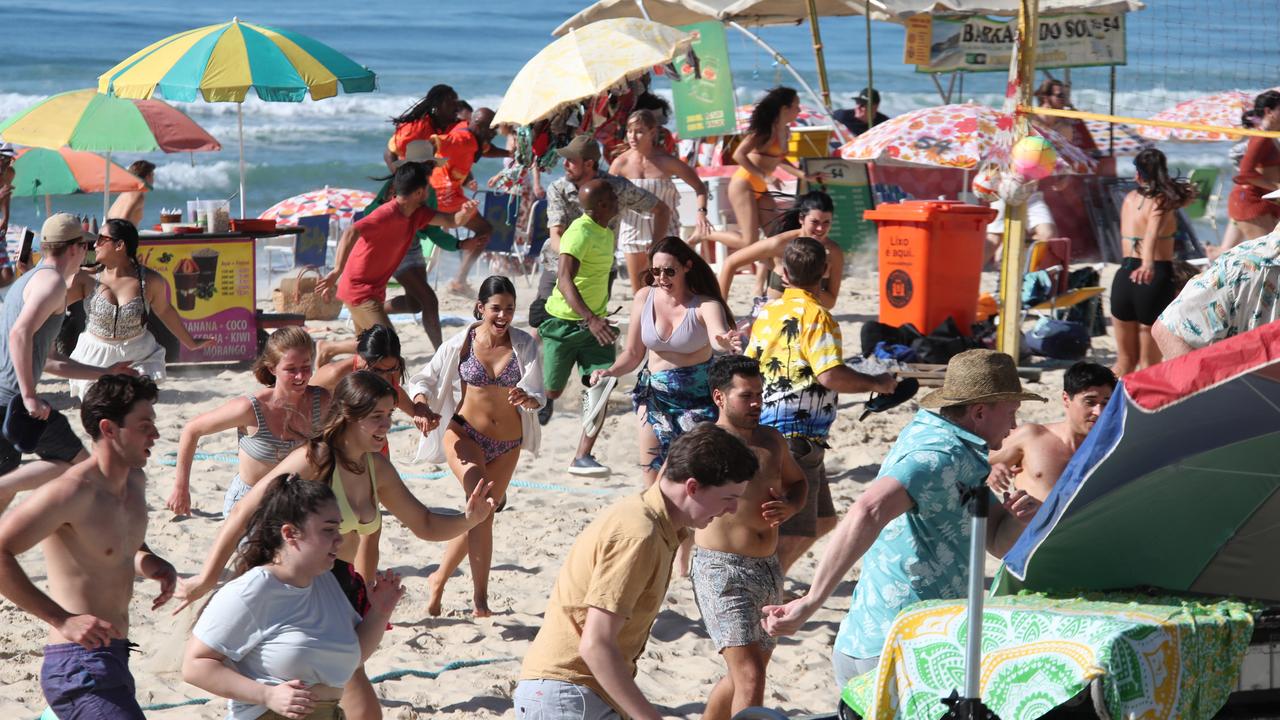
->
[[1110, 258, 1175, 326], [0, 407, 85, 475]]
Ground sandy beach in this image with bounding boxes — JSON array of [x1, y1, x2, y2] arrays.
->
[[0, 261, 1103, 718]]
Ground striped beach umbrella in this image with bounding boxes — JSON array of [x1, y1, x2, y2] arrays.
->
[[98, 18, 377, 216], [10, 147, 146, 197], [0, 89, 220, 154]]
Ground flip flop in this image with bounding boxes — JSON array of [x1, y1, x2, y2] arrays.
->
[[3, 395, 48, 453], [582, 375, 617, 435], [858, 378, 920, 422]]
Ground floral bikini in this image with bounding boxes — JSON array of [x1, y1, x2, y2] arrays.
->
[[452, 328, 523, 463]]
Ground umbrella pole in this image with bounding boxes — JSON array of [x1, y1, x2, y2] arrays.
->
[[632, 0, 651, 20], [45, 195, 51, 218], [725, 21, 850, 143], [103, 152, 111, 219], [865, 0, 875, 130], [939, 483, 1000, 719], [238, 102, 246, 218], [804, 0, 832, 109]]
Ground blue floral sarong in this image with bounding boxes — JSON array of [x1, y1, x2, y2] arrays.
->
[[632, 359, 718, 471]]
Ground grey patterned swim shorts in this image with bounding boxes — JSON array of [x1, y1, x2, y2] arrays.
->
[[691, 546, 784, 651]]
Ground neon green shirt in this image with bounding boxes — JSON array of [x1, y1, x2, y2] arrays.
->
[[545, 214, 615, 322]]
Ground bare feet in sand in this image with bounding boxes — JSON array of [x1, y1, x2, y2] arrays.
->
[[426, 571, 446, 617], [473, 596, 492, 618]]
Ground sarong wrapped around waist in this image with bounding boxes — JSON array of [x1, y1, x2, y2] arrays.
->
[[632, 358, 718, 470]]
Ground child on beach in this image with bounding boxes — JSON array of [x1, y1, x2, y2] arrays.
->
[[0, 375, 176, 719], [175, 371, 494, 720], [184, 476, 405, 720], [408, 276, 545, 617], [167, 327, 329, 517]]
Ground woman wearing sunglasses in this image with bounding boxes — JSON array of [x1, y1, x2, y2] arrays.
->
[[408, 276, 544, 617], [312, 323, 439, 447], [65, 218, 214, 399], [591, 237, 739, 484]]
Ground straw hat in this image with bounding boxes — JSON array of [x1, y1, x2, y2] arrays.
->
[[393, 140, 437, 168], [919, 349, 1047, 408]]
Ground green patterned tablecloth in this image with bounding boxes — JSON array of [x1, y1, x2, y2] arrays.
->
[[843, 593, 1255, 720]]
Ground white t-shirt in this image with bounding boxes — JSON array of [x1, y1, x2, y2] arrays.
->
[[193, 566, 362, 720]]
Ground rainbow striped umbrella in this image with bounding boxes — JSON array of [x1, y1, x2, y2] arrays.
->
[[97, 17, 376, 216], [10, 148, 146, 197], [0, 89, 220, 154]]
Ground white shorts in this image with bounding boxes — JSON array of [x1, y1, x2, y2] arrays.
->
[[68, 331, 167, 399], [987, 192, 1054, 234]]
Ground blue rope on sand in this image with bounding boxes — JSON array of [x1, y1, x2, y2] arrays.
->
[[156, 451, 238, 466], [37, 658, 519, 717]]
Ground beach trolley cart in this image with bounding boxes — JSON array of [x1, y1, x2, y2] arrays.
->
[[140, 224, 305, 364], [838, 321, 1280, 720]]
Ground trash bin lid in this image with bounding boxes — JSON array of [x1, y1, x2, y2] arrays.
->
[[863, 199, 997, 223]]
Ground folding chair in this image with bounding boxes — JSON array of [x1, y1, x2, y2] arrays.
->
[[1182, 167, 1220, 221], [478, 190, 524, 279]]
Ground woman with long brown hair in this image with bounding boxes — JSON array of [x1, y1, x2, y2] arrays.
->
[[174, 371, 493, 720], [168, 326, 327, 517], [591, 237, 739, 483], [184, 476, 405, 720], [1111, 148, 1195, 375]]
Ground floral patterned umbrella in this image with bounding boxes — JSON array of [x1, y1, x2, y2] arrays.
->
[[1085, 120, 1153, 156], [838, 103, 1095, 173], [259, 186, 374, 226], [1138, 90, 1256, 143]]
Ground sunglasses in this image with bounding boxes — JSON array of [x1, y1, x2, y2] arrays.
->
[[651, 266, 679, 278]]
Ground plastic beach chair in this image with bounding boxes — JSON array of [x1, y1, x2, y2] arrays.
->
[[1183, 167, 1219, 220]]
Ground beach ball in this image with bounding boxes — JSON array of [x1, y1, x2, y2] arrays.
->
[[972, 165, 1001, 201], [1011, 136, 1057, 180]]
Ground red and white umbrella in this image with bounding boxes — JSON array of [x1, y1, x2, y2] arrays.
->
[[838, 103, 1095, 173], [1138, 90, 1257, 143], [259, 186, 375, 226]]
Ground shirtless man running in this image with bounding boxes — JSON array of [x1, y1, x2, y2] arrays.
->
[[0, 375, 175, 719], [692, 355, 806, 719], [987, 361, 1116, 501]]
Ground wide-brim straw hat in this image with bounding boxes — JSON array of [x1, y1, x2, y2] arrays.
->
[[919, 349, 1047, 408], [393, 139, 437, 168]]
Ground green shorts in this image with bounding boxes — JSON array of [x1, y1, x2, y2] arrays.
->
[[540, 316, 616, 393]]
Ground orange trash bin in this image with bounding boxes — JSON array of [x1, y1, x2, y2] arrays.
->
[[863, 200, 996, 335]]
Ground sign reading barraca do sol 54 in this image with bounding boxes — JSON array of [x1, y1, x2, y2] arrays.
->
[[904, 12, 1126, 73], [670, 21, 736, 138]]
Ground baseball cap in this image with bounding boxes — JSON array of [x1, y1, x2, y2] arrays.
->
[[40, 213, 86, 247], [855, 88, 881, 105], [556, 134, 601, 163], [393, 139, 437, 168]]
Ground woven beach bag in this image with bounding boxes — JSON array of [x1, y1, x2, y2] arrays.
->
[[273, 266, 343, 321]]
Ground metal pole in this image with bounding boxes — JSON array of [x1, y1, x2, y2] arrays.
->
[[725, 21, 850, 143], [996, 0, 1039, 359], [633, 0, 651, 21], [103, 152, 111, 219], [237, 102, 246, 219], [964, 507, 987, 699], [804, 0, 832, 108], [1109, 65, 1117, 158], [864, 0, 875, 128]]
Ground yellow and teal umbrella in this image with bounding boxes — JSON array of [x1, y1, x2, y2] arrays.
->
[[493, 18, 693, 127], [97, 17, 376, 216]]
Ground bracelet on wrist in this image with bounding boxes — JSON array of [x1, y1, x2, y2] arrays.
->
[[697, 207, 708, 214]]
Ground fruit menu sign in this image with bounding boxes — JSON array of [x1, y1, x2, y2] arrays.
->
[[138, 236, 257, 363], [669, 21, 736, 139]]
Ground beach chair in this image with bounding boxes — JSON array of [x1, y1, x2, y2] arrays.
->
[[520, 198, 550, 286], [478, 190, 525, 279]]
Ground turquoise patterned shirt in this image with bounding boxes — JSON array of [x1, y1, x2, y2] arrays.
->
[[1158, 234, 1280, 348], [835, 410, 991, 660]]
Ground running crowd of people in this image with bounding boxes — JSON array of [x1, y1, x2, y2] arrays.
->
[[0, 80, 1273, 720]]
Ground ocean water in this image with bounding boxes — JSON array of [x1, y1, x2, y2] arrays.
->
[[1, 0, 1275, 233]]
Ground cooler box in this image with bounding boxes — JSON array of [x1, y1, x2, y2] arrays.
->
[[787, 126, 834, 165], [863, 200, 996, 335]]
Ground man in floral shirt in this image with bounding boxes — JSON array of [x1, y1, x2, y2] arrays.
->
[[746, 237, 895, 573], [762, 349, 1045, 689], [1154, 230, 1280, 359]]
